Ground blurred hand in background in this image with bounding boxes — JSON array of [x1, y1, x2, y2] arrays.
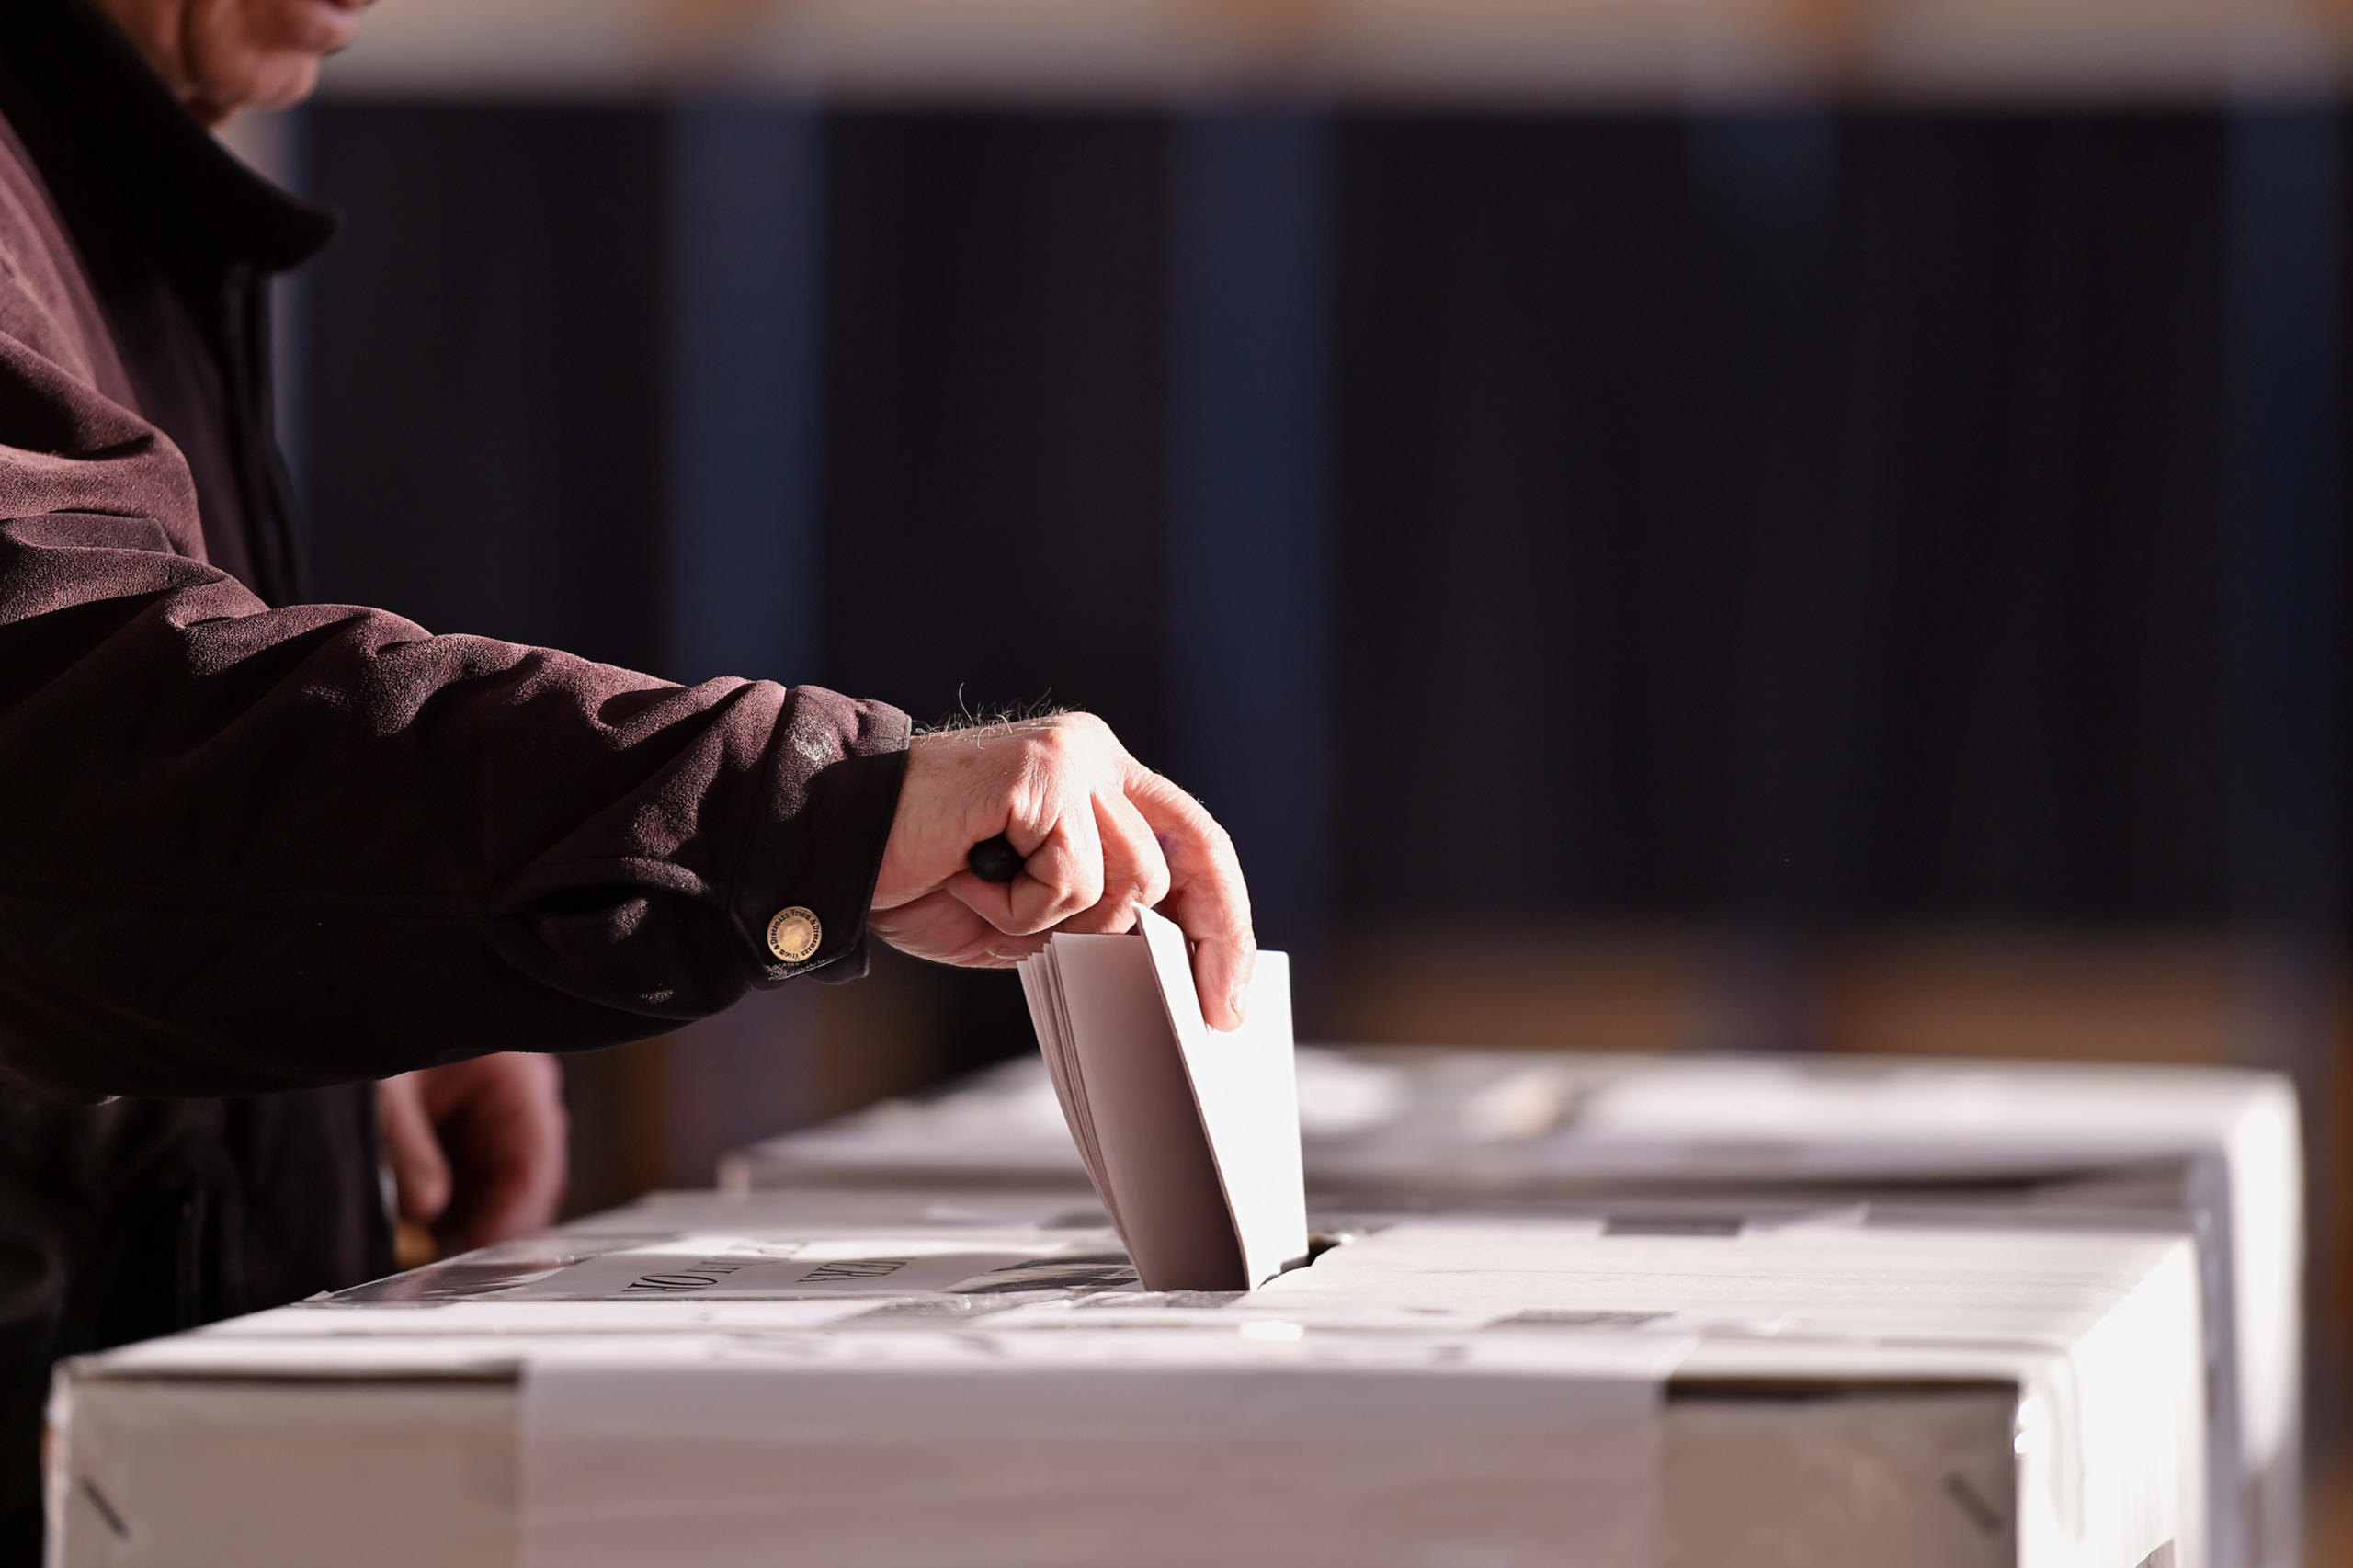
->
[[378, 1053, 567, 1257]]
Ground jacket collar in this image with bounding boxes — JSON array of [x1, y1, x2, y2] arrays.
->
[[0, 0, 337, 282]]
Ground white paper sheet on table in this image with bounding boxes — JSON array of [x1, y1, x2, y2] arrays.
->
[[480, 1234, 1127, 1301]]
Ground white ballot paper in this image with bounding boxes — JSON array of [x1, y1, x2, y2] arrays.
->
[[1017, 908, 1307, 1290]]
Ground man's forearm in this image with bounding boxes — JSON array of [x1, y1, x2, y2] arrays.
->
[[0, 513, 909, 1098]]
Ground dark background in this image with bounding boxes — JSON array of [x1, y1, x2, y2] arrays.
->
[[302, 107, 2337, 954]]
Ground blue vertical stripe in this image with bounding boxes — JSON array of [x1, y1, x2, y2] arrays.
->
[[667, 100, 828, 687], [2222, 107, 2340, 1568], [2225, 108, 2341, 934], [661, 98, 832, 1172], [1166, 108, 1335, 978]]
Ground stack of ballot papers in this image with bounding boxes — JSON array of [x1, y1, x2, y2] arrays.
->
[[726, 1047, 2300, 1568], [52, 1193, 2201, 1568], [1014, 910, 1306, 1290]]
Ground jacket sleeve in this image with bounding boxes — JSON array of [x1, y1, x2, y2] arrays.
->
[[0, 298, 909, 1101]]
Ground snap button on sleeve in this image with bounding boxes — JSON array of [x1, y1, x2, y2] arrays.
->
[[766, 906, 822, 963]]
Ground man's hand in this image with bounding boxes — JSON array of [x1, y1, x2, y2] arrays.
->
[[377, 1053, 568, 1256], [869, 714, 1256, 1029]]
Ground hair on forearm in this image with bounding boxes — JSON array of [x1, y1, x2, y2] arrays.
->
[[913, 687, 1068, 737]]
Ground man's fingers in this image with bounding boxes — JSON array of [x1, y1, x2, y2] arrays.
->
[[1121, 767, 1256, 1030], [375, 1073, 452, 1224], [1010, 808, 1105, 930], [1190, 926, 1256, 1030], [872, 889, 1044, 967], [430, 1053, 567, 1254], [947, 808, 1108, 938], [1099, 789, 1173, 914], [457, 1155, 563, 1254], [1053, 790, 1171, 935]]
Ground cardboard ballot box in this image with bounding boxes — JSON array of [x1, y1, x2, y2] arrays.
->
[[51, 1195, 2200, 1568], [728, 1049, 2298, 1568]]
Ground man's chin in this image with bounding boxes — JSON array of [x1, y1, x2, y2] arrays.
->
[[273, 1, 367, 61], [199, 60, 325, 124]]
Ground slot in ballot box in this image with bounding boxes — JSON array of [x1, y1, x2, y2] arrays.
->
[[51, 1195, 2200, 1568], [727, 1049, 2300, 1568]]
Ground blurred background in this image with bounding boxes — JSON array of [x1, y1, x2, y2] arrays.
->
[[228, 0, 2353, 1551]]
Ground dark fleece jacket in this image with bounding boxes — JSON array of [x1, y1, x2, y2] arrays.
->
[[0, 4, 909, 1102]]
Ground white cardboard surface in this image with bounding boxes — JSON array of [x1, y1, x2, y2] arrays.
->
[[733, 1043, 2292, 1568], [1260, 1220, 2206, 1568], [54, 1207, 2203, 1568], [517, 1324, 1673, 1568]]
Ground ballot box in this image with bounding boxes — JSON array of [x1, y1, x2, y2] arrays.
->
[[727, 1049, 2299, 1568], [52, 1194, 2200, 1568]]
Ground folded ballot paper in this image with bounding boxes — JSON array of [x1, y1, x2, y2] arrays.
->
[[728, 1048, 2297, 1568], [51, 1194, 2204, 1568], [1015, 908, 1307, 1290]]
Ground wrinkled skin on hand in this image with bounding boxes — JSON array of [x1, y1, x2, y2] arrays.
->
[[870, 714, 1257, 1030]]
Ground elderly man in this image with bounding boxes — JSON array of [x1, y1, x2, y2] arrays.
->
[[0, 0, 1254, 1551]]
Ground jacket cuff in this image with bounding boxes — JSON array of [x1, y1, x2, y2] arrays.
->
[[728, 686, 910, 983]]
